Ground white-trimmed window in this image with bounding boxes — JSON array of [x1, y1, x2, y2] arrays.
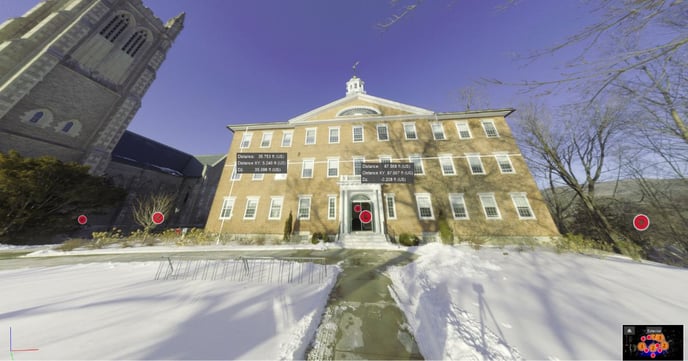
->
[[409, 154, 424, 175], [327, 158, 339, 177], [268, 196, 283, 220], [377, 124, 389, 141], [230, 167, 241, 181], [260, 132, 272, 148], [240, 133, 252, 148], [328, 195, 337, 220], [281, 131, 293, 147], [352, 126, 364, 142], [495, 154, 515, 173], [297, 196, 311, 220], [219, 196, 235, 219], [329, 127, 340, 144], [243, 197, 259, 220], [455, 121, 472, 139], [385, 194, 397, 219], [466, 154, 485, 174], [431, 123, 446, 140], [379, 155, 392, 164], [305, 128, 316, 145], [511, 193, 535, 219], [403, 123, 417, 140], [352, 156, 365, 176], [301, 159, 314, 178], [415, 193, 434, 220], [252, 173, 264, 181], [448, 193, 468, 219], [479, 193, 501, 220], [275, 163, 287, 180], [481, 120, 499, 138], [438, 154, 456, 175]]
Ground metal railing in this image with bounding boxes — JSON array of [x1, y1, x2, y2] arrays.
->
[[154, 256, 330, 284]]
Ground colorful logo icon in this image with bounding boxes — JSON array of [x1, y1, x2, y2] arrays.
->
[[637, 333, 669, 358]]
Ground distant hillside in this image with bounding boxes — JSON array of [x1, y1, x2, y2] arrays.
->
[[541, 178, 688, 267], [542, 178, 688, 201]]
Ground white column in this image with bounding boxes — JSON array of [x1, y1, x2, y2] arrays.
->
[[340, 188, 347, 235], [374, 188, 384, 235]]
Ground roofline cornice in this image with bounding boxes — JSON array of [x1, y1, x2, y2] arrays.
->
[[226, 108, 515, 132], [227, 122, 295, 133]]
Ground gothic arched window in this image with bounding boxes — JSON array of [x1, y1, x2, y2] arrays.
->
[[54, 120, 81, 138], [100, 14, 130, 42], [21, 109, 53, 128], [61, 121, 73, 133], [29, 111, 44, 123], [122, 30, 147, 57]]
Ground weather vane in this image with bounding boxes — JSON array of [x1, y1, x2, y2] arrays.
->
[[352, 61, 360, 77]]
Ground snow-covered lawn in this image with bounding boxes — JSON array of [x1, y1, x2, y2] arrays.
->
[[4, 242, 686, 360], [1, 261, 338, 360], [388, 243, 688, 360]]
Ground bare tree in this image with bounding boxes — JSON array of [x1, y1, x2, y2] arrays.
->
[[377, 0, 424, 31], [458, 85, 491, 111], [132, 192, 175, 236], [515, 101, 630, 250]]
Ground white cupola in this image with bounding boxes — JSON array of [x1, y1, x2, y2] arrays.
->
[[346, 76, 366, 96]]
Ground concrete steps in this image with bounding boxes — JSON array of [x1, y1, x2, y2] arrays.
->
[[339, 234, 393, 249]]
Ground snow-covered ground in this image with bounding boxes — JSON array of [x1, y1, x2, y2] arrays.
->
[[1, 260, 339, 360], [3, 242, 687, 360], [387, 243, 688, 360]]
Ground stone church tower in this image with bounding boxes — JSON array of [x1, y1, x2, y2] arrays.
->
[[0, 0, 184, 174]]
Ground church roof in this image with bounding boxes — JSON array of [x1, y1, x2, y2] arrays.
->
[[194, 154, 227, 167], [110, 131, 224, 177]]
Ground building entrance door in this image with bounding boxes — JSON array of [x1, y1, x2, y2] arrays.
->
[[351, 199, 374, 232]]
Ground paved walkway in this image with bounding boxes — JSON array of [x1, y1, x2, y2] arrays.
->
[[306, 250, 423, 360]]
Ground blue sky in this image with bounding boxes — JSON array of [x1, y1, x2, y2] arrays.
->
[[2, 0, 598, 156]]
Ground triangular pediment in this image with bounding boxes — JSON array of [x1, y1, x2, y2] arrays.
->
[[288, 93, 434, 123]]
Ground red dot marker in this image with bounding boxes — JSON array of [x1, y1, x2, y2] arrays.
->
[[633, 214, 650, 231], [152, 212, 165, 225], [77, 215, 88, 225], [359, 210, 372, 224], [353, 204, 362, 213]]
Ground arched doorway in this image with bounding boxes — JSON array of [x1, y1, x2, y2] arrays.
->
[[350, 194, 373, 232]]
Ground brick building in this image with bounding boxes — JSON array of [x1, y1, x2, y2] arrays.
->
[[206, 76, 560, 245]]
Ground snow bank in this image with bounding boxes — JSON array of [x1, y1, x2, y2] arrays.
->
[[0, 244, 53, 251], [388, 243, 688, 360], [1, 261, 339, 360], [22, 243, 346, 258]]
